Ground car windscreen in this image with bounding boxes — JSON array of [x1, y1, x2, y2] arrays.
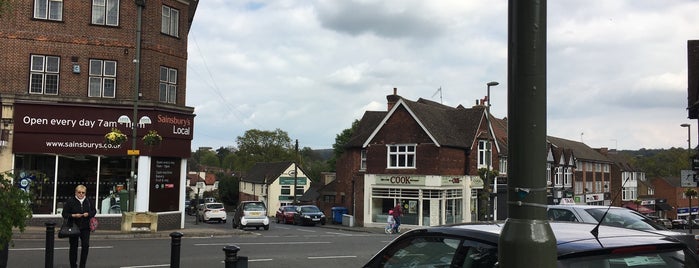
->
[[283, 206, 296, 212], [558, 248, 698, 268], [207, 203, 224, 209], [585, 208, 665, 231], [301, 206, 320, 213], [244, 203, 266, 211]]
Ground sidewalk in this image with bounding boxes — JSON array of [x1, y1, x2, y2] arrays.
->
[[12, 221, 386, 240]]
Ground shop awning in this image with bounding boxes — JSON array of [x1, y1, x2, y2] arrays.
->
[[623, 202, 655, 214]]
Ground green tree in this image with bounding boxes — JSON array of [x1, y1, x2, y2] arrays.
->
[[329, 119, 360, 171], [629, 147, 688, 178], [234, 129, 294, 171], [477, 168, 499, 221], [199, 151, 220, 167], [217, 173, 239, 207], [1, 173, 33, 250], [299, 147, 331, 182]]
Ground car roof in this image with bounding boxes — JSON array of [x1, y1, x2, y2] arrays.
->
[[422, 222, 684, 256]]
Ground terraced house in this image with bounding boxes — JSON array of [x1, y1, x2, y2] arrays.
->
[[0, 0, 198, 230]]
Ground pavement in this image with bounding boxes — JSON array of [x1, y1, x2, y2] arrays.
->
[[11, 219, 388, 240]]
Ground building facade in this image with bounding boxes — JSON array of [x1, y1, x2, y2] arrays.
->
[[0, 0, 198, 229], [239, 161, 311, 217]]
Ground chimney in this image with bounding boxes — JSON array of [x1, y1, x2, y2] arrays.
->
[[387, 87, 400, 111]]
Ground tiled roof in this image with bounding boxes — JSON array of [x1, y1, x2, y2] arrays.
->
[[547, 136, 611, 163], [241, 161, 295, 184]]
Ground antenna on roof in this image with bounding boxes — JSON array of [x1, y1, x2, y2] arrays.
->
[[431, 87, 442, 104], [590, 177, 631, 240]]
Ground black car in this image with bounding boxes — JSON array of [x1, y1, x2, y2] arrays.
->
[[364, 222, 699, 267], [293, 205, 326, 226], [186, 199, 205, 216]]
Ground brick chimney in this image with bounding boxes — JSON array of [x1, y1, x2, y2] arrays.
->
[[387, 88, 400, 111]]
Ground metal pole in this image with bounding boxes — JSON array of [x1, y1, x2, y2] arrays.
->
[[169, 232, 183, 268], [129, 0, 145, 213], [499, 0, 556, 267], [690, 195, 693, 234], [44, 222, 55, 268], [293, 140, 298, 204], [223, 245, 248, 268], [486, 81, 499, 220]]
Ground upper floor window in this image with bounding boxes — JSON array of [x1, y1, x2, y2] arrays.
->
[[546, 163, 551, 186], [29, 55, 60, 95], [387, 144, 415, 168], [477, 140, 491, 169], [499, 158, 507, 175], [161, 5, 179, 37], [88, 59, 116, 98], [92, 0, 120, 26], [159, 66, 177, 103], [564, 167, 572, 187], [360, 149, 367, 170], [34, 0, 63, 21], [554, 167, 562, 187]]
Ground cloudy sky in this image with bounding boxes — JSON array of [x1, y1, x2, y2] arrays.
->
[[186, 0, 699, 151]]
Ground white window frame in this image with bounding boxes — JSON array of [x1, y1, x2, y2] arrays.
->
[[88, 59, 117, 98], [499, 158, 507, 175], [546, 163, 551, 186], [159, 66, 177, 103], [387, 144, 416, 168], [477, 140, 491, 169], [161, 5, 179, 37], [360, 149, 367, 171], [564, 167, 572, 187], [29, 55, 60, 95], [554, 166, 562, 187], [92, 0, 120, 26], [34, 0, 63, 21]]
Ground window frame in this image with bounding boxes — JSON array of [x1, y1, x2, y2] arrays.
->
[[159, 66, 177, 104], [477, 140, 491, 169], [91, 0, 120, 26], [88, 59, 117, 98], [34, 0, 63, 21], [29, 54, 60, 95], [360, 149, 367, 170], [386, 144, 416, 169], [161, 5, 180, 37]]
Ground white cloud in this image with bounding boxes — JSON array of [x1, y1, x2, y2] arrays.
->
[[186, 0, 699, 150]]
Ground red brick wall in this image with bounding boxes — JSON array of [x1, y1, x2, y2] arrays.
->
[[0, 0, 192, 105]]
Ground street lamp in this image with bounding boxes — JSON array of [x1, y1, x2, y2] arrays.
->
[[118, 114, 151, 212], [682, 123, 691, 157], [485, 81, 499, 220]]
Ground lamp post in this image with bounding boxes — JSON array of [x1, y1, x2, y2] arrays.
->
[[485, 81, 498, 220], [682, 123, 691, 166]]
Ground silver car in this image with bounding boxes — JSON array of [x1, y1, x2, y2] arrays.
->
[[232, 201, 270, 230], [548, 204, 697, 253]]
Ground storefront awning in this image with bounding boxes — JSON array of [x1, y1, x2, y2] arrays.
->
[[623, 202, 655, 214], [655, 203, 673, 211]]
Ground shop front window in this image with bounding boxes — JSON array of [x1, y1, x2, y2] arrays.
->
[[14, 154, 56, 214]]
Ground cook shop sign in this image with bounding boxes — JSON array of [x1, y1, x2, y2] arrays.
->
[[377, 175, 425, 186]]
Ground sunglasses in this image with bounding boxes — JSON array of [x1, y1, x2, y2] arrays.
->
[[76, 191, 85, 194]]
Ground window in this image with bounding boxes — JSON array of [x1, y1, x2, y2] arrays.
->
[[546, 163, 551, 186], [294, 187, 304, 196], [477, 140, 491, 169], [280, 185, 290, 195], [499, 158, 507, 175], [92, 0, 119, 26], [564, 167, 572, 187], [387, 144, 416, 168], [29, 55, 60, 95], [34, 0, 63, 21], [161, 5, 179, 37], [360, 149, 367, 170], [159, 66, 177, 103], [88, 59, 117, 98], [554, 167, 562, 186]]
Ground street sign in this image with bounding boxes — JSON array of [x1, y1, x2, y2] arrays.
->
[[127, 149, 140, 155], [681, 170, 697, 187]]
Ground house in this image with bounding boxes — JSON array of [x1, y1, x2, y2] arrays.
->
[[652, 177, 696, 220], [0, 1, 198, 229], [546, 137, 613, 206], [333, 88, 505, 228], [239, 161, 311, 217], [187, 172, 219, 199]]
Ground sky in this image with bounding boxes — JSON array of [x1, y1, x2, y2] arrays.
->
[[185, 0, 699, 152]]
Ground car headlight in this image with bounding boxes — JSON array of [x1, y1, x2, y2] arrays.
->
[[304, 215, 311, 219]]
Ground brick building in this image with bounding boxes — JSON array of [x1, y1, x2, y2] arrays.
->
[[0, 1, 198, 230]]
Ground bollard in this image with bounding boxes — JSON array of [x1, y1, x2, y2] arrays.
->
[[170, 232, 184, 268], [223, 245, 247, 268], [45, 222, 56, 268]]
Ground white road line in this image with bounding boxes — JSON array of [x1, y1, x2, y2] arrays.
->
[[324, 231, 353, 236], [295, 228, 317, 233], [119, 265, 169, 268], [248, 259, 274, 262], [10, 246, 114, 251], [308, 256, 357, 259], [195, 241, 332, 246]]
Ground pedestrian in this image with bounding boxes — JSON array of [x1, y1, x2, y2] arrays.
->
[[392, 202, 402, 233], [386, 210, 395, 233], [62, 184, 97, 268]]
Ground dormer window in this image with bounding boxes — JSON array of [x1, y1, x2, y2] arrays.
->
[[387, 144, 415, 168]]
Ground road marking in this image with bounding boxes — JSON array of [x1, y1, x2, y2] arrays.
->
[[10, 246, 114, 251], [295, 228, 316, 233], [195, 241, 331, 246], [119, 265, 169, 268], [308, 256, 357, 259], [248, 259, 274, 262], [324, 231, 353, 236]]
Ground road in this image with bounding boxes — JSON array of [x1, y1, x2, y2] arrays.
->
[[7, 218, 396, 267]]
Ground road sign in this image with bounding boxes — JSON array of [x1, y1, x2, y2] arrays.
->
[[681, 170, 697, 187]]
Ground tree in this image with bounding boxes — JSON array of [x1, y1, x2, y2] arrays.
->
[[477, 168, 499, 221], [329, 119, 360, 171], [217, 173, 239, 207], [0, 172, 33, 267], [628, 148, 688, 178], [234, 129, 294, 171]]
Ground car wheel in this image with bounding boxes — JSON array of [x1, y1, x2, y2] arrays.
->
[[223, 220, 227, 223], [264, 225, 269, 230], [256, 226, 260, 230]]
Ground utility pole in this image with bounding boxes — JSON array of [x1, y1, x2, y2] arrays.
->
[[293, 139, 298, 204], [499, 1, 556, 267]]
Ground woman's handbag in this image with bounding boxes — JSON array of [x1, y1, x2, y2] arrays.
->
[[58, 218, 81, 238], [89, 217, 98, 232]]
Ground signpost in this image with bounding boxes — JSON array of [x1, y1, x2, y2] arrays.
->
[[681, 170, 698, 187]]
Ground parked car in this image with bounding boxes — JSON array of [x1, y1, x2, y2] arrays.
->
[[197, 202, 227, 223], [363, 222, 699, 267], [186, 198, 205, 216], [275, 205, 297, 224], [232, 201, 270, 230], [673, 219, 689, 229], [548, 204, 697, 252], [655, 218, 673, 229], [293, 205, 326, 226]]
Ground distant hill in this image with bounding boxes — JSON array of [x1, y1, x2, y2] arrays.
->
[[313, 149, 333, 161]]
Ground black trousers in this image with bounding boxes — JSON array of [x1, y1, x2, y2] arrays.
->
[[68, 229, 91, 268]]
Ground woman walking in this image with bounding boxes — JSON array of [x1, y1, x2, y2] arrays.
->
[[62, 185, 96, 268]]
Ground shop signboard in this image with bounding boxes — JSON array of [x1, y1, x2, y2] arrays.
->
[[376, 175, 425, 186], [149, 157, 180, 212], [279, 177, 307, 185]]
